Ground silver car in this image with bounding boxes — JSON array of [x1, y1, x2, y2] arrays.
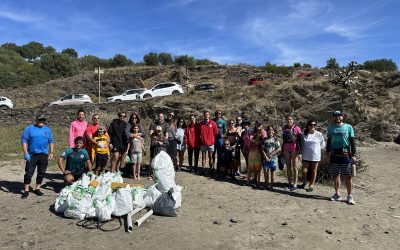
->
[[49, 94, 93, 106]]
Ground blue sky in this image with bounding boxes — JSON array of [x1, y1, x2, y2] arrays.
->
[[0, 0, 399, 67]]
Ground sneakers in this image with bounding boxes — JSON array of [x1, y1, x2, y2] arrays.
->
[[330, 193, 343, 201], [306, 187, 314, 192], [33, 189, 44, 196], [347, 195, 356, 205], [289, 185, 298, 191], [21, 192, 29, 199]]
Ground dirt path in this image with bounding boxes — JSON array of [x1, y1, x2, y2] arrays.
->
[[0, 143, 399, 249]]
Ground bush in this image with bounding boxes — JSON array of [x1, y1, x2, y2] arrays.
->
[[362, 58, 397, 72], [326, 57, 339, 69]]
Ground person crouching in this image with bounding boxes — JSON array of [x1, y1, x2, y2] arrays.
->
[[58, 136, 92, 185]]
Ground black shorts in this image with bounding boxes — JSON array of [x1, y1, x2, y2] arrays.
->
[[111, 147, 125, 153], [302, 160, 320, 164], [95, 153, 108, 170]]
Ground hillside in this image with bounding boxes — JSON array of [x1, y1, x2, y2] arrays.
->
[[0, 65, 399, 142]]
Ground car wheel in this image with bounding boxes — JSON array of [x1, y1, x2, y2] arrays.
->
[[172, 90, 180, 95], [84, 102, 90, 104], [0, 105, 10, 110], [143, 94, 152, 98]]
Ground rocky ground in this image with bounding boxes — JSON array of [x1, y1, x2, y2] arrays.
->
[[0, 142, 399, 249]]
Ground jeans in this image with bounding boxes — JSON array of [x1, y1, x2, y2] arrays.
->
[[23, 153, 48, 185]]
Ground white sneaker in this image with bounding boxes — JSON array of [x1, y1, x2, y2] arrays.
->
[[330, 193, 342, 201], [347, 195, 355, 205]]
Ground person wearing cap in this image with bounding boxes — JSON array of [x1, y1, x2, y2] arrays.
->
[[91, 126, 110, 175], [85, 113, 109, 162], [58, 136, 92, 185], [199, 110, 218, 175], [327, 111, 357, 205], [149, 113, 170, 158], [150, 125, 169, 157], [69, 110, 88, 148], [20, 114, 54, 199]]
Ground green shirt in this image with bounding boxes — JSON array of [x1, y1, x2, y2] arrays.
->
[[61, 148, 89, 175], [327, 123, 355, 153]]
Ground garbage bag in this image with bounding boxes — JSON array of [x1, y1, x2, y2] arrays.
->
[[151, 151, 176, 191], [171, 185, 183, 209], [92, 182, 111, 201], [143, 184, 162, 207], [112, 186, 133, 216], [131, 187, 146, 209], [95, 193, 116, 222], [152, 189, 177, 217], [64, 194, 92, 220]]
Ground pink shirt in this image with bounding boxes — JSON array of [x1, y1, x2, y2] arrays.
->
[[249, 130, 267, 152], [69, 120, 88, 147], [282, 125, 302, 152]]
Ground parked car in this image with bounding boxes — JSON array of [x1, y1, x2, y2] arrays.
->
[[0, 96, 14, 109], [136, 82, 184, 99], [194, 83, 217, 92], [107, 88, 146, 102], [49, 94, 93, 106]]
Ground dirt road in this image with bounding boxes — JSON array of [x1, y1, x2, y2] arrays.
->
[[0, 143, 399, 249]]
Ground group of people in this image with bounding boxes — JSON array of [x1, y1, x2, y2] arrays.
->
[[20, 109, 357, 205]]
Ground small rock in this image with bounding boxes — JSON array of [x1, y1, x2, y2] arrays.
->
[[389, 206, 396, 210], [218, 205, 222, 209], [213, 220, 222, 225], [282, 222, 288, 226], [326, 230, 333, 234], [384, 231, 389, 234], [230, 219, 238, 223]]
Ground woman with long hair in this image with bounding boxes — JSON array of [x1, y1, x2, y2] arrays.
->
[[176, 117, 187, 171]]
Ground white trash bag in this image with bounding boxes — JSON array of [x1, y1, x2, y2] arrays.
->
[[131, 187, 146, 209], [151, 151, 176, 191], [172, 185, 183, 209], [143, 184, 162, 207], [112, 186, 133, 216], [95, 193, 116, 222]]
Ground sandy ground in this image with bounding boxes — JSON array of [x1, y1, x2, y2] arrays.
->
[[0, 142, 400, 250]]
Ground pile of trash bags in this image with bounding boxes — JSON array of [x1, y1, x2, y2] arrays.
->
[[54, 151, 182, 221]]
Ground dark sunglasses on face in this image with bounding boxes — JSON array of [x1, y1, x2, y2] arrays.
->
[[119, 115, 126, 118], [93, 117, 100, 120], [310, 123, 317, 126], [38, 119, 46, 122]]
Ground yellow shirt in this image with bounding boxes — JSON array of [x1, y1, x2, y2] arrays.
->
[[91, 135, 110, 159]]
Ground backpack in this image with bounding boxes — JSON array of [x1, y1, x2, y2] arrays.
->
[[282, 125, 299, 143]]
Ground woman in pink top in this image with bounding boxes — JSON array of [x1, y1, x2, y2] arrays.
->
[[69, 110, 88, 148], [282, 115, 302, 191]]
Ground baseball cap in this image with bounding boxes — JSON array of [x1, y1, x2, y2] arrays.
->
[[255, 120, 263, 126], [36, 114, 46, 120], [156, 126, 162, 131], [333, 111, 343, 116]]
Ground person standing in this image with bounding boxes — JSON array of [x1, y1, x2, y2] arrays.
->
[[247, 120, 266, 187], [108, 112, 128, 173], [299, 120, 325, 192], [327, 111, 356, 205], [200, 110, 218, 175], [261, 126, 281, 190], [212, 110, 226, 173], [85, 113, 108, 162], [166, 112, 178, 168], [176, 117, 186, 172], [184, 114, 201, 173], [240, 120, 252, 170], [282, 115, 302, 191], [125, 113, 146, 141], [20, 114, 54, 199], [69, 110, 88, 148], [91, 126, 109, 175], [125, 125, 146, 180]]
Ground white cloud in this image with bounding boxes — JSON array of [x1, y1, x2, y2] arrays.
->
[[0, 9, 40, 23]]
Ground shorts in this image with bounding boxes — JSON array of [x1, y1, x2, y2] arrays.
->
[[248, 150, 262, 172], [262, 160, 277, 171], [201, 145, 214, 152], [111, 147, 125, 153], [330, 155, 352, 176], [302, 160, 320, 164], [130, 152, 143, 164], [95, 153, 108, 170]]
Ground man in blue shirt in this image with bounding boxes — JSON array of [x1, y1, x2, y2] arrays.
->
[[20, 114, 54, 199], [326, 111, 357, 205]]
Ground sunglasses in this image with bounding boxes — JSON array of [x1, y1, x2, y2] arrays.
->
[[229, 123, 234, 125], [310, 123, 317, 126], [119, 115, 126, 118], [38, 119, 46, 122], [224, 143, 230, 146], [93, 117, 100, 120]]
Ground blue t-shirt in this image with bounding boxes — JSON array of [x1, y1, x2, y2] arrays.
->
[[61, 148, 89, 175], [213, 118, 227, 138], [327, 123, 355, 153], [21, 125, 54, 155]]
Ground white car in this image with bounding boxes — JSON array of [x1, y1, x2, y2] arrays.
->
[[49, 94, 93, 106], [136, 82, 184, 99], [107, 88, 146, 102], [0, 96, 14, 109]]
